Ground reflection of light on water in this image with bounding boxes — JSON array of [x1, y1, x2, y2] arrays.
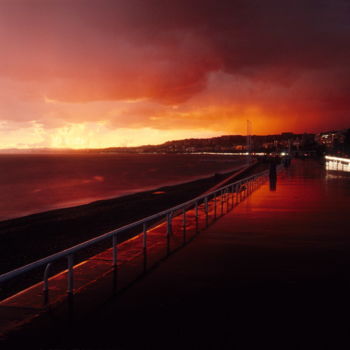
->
[[325, 172, 347, 180], [82, 176, 105, 184], [93, 176, 104, 182], [325, 156, 350, 172]]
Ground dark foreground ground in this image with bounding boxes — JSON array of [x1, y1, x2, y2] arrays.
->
[[3, 159, 350, 349]]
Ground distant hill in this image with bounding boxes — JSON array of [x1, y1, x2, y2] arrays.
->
[[3, 129, 350, 154], [98, 133, 316, 154]]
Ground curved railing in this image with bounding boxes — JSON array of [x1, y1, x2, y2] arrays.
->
[[0, 168, 271, 300]]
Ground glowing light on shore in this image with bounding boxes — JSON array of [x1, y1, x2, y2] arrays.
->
[[325, 155, 350, 172], [325, 155, 350, 163]]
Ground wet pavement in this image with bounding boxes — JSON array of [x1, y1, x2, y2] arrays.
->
[[3, 159, 350, 349]]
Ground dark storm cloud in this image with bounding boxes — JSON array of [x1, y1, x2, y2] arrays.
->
[[0, 0, 349, 131]]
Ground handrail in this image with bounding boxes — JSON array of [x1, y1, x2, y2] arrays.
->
[[0, 168, 270, 289]]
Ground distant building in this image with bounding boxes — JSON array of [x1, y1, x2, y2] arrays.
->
[[281, 132, 294, 139], [316, 131, 345, 149]]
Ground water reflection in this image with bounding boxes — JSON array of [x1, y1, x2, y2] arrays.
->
[[269, 161, 277, 191], [269, 177, 277, 191], [241, 159, 350, 225]]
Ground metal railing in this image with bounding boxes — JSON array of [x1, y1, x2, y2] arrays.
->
[[0, 168, 270, 301]]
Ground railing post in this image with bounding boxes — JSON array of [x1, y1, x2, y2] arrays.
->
[[223, 189, 226, 213], [221, 189, 224, 216], [214, 192, 217, 219], [231, 184, 234, 209], [43, 263, 52, 304], [182, 208, 186, 244], [166, 212, 172, 255], [143, 223, 147, 272], [205, 197, 209, 227], [167, 212, 172, 235], [67, 254, 74, 295], [112, 234, 118, 293], [195, 201, 199, 233], [234, 184, 237, 205], [112, 234, 118, 267], [226, 188, 229, 212]]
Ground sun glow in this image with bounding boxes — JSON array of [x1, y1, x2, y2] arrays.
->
[[49, 124, 223, 149], [0, 121, 223, 150]]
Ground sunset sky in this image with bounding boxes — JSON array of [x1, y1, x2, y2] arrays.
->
[[0, 0, 349, 149]]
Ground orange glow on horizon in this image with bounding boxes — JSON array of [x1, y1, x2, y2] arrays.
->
[[0, 106, 321, 150]]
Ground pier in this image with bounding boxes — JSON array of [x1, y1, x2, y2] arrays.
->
[[2, 159, 350, 349]]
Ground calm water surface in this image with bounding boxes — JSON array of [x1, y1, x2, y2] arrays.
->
[[0, 153, 244, 221]]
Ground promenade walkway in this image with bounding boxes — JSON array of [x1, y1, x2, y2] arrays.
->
[[4, 159, 350, 349]]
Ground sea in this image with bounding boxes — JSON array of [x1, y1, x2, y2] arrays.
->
[[0, 153, 245, 221]]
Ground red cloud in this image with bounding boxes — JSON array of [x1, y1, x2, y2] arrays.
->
[[0, 0, 349, 133]]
